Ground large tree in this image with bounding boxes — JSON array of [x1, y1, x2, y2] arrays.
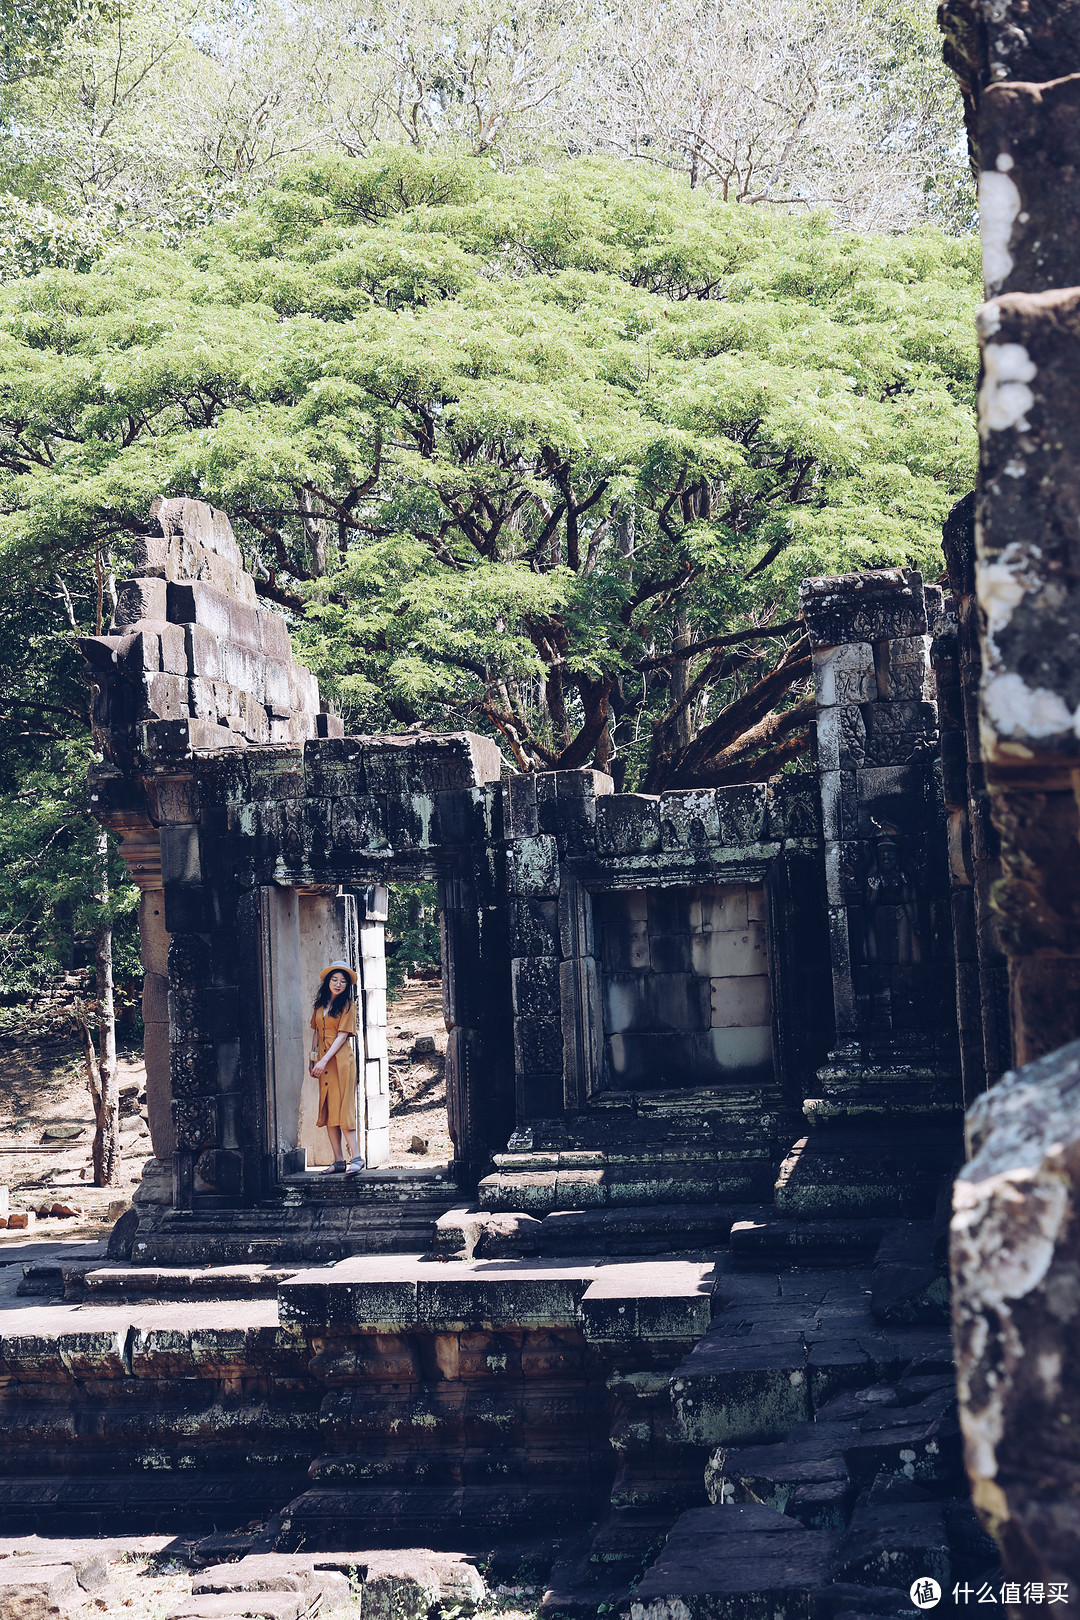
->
[[0, 153, 978, 787], [0, 0, 970, 278]]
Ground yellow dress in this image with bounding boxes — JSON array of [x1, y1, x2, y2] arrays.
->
[[310, 1002, 358, 1131]]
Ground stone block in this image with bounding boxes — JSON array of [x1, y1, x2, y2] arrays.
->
[[714, 783, 769, 844], [302, 738, 368, 797], [800, 568, 927, 648], [607, 1030, 699, 1087], [172, 1095, 219, 1152], [672, 1338, 811, 1448], [981, 75, 1080, 297], [855, 764, 929, 838], [861, 700, 938, 767], [168, 1593, 305, 1619], [506, 836, 559, 898], [604, 972, 710, 1035], [142, 1018, 175, 1157], [161, 823, 202, 887], [824, 840, 864, 907], [289, 662, 319, 714], [816, 705, 866, 771], [508, 898, 559, 956], [478, 1172, 559, 1214], [143, 671, 190, 722], [874, 635, 933, 703], [112, 576, 167, 628], [330, 796, 387, 853], [218, 639, 266, 701], [170, 1042, 218, 1098], [185, 622, 223, 681], [139, 892, 170, 974], [660, 790, 721, 850], [0, 1559, 84, 1617], [690, 921, 768, 978], [766, 778, 821, 841], [514, 1015, 563, 1076], [364, 985, 387, 1029], [193, 1556, 317, 1596], [693, 885, 749, 932], [710, 974, 772, 1028], [630, 1504, 840, 1620], [503, 773, 538, 838], [832, 1499, 949, 1590], [142, 970, 169, 1025], [705, 1025, 773, 1074], [819, 771, 857, 841], [511, 956, 560, 1021], [366, 1090, 390, 1132], [812, 642, 877, 706], [595, 793, 662, 854]]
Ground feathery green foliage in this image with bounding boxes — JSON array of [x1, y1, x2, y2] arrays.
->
[[0, 152, 979, 784]]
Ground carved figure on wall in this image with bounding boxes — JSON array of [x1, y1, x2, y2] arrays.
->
[[865, 826, 922, 965], [310, 961, 364, 1174]]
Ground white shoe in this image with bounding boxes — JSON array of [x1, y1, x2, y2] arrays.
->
[[345, 1155, 365, 1175]]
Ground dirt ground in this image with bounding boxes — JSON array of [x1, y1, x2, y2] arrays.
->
[[386, 977, 453, 1168], [0, 1034, 151, 1246], [0, 977, 452, 1227], [0, 1540, 542, 1620]]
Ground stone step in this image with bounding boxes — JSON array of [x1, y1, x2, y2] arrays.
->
[[66, 1264, 295, 1301], [774, 1121, 963, 1220], [729, 1218, 887, 1267], [629, 1502, 841, 1620], [803, 1095, 965, 1124], [670, 1267, 954, 1452], [479, 1163, 774, 1215], [0, 1472, 310, 1535], [130, 1194, 460, 1265], [275, 1485, 593, 1552], [541, 1204, 770, 1256]]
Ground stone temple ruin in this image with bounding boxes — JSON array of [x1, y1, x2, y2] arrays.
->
[[4, 0, 1080, 1602], [0, 493, 991, 1605]]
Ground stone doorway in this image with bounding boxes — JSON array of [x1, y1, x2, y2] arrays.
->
[[260, 883, 390, 1175]]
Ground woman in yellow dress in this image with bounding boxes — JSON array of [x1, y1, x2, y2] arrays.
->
[[309, 961, 364, 1174]]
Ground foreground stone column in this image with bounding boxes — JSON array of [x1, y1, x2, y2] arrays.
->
[[952, 1039, 1080, 1585], [941, 0, 1080, 1066]]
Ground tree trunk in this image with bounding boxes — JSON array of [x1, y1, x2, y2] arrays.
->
[[86, 824, 120, 1188], [301, 488, 327, 577], [670, 607, 693, 751]]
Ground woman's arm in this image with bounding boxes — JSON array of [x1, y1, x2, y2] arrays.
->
[[312, 1030, 349, 1078]]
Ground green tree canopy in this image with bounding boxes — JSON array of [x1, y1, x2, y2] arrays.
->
[[0, 152, 979, 787]]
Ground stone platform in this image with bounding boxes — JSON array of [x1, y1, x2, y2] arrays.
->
[[0, 1232, 996, 1620], [0, 1250, 716, 1548]]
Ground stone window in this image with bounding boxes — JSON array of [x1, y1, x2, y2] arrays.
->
[[594, 884, 773, 1090]]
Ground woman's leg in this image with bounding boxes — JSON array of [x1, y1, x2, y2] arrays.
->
[[325, 1124, 344, 1162], [342, 1128, 359, 1160]]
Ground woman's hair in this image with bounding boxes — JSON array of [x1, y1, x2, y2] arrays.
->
[[314, 973, 353, 1020]]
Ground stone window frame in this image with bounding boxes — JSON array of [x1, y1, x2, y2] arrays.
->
[[557, 851, 795, 1111]]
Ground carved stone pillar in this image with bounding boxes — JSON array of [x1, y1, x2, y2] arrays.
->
[[942, 0, 1080, 1065]]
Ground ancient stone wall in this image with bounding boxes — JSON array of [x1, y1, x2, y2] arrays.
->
[[940, 0, 1080, 1066]]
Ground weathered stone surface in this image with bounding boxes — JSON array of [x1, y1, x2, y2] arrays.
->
[[193, 1556, 316, 1595], [630, 1503, 839, 1620], [0, 1560, 87, 1620], [352, 1551, 486, 1620], [952, 1036, 1080, 1584]]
